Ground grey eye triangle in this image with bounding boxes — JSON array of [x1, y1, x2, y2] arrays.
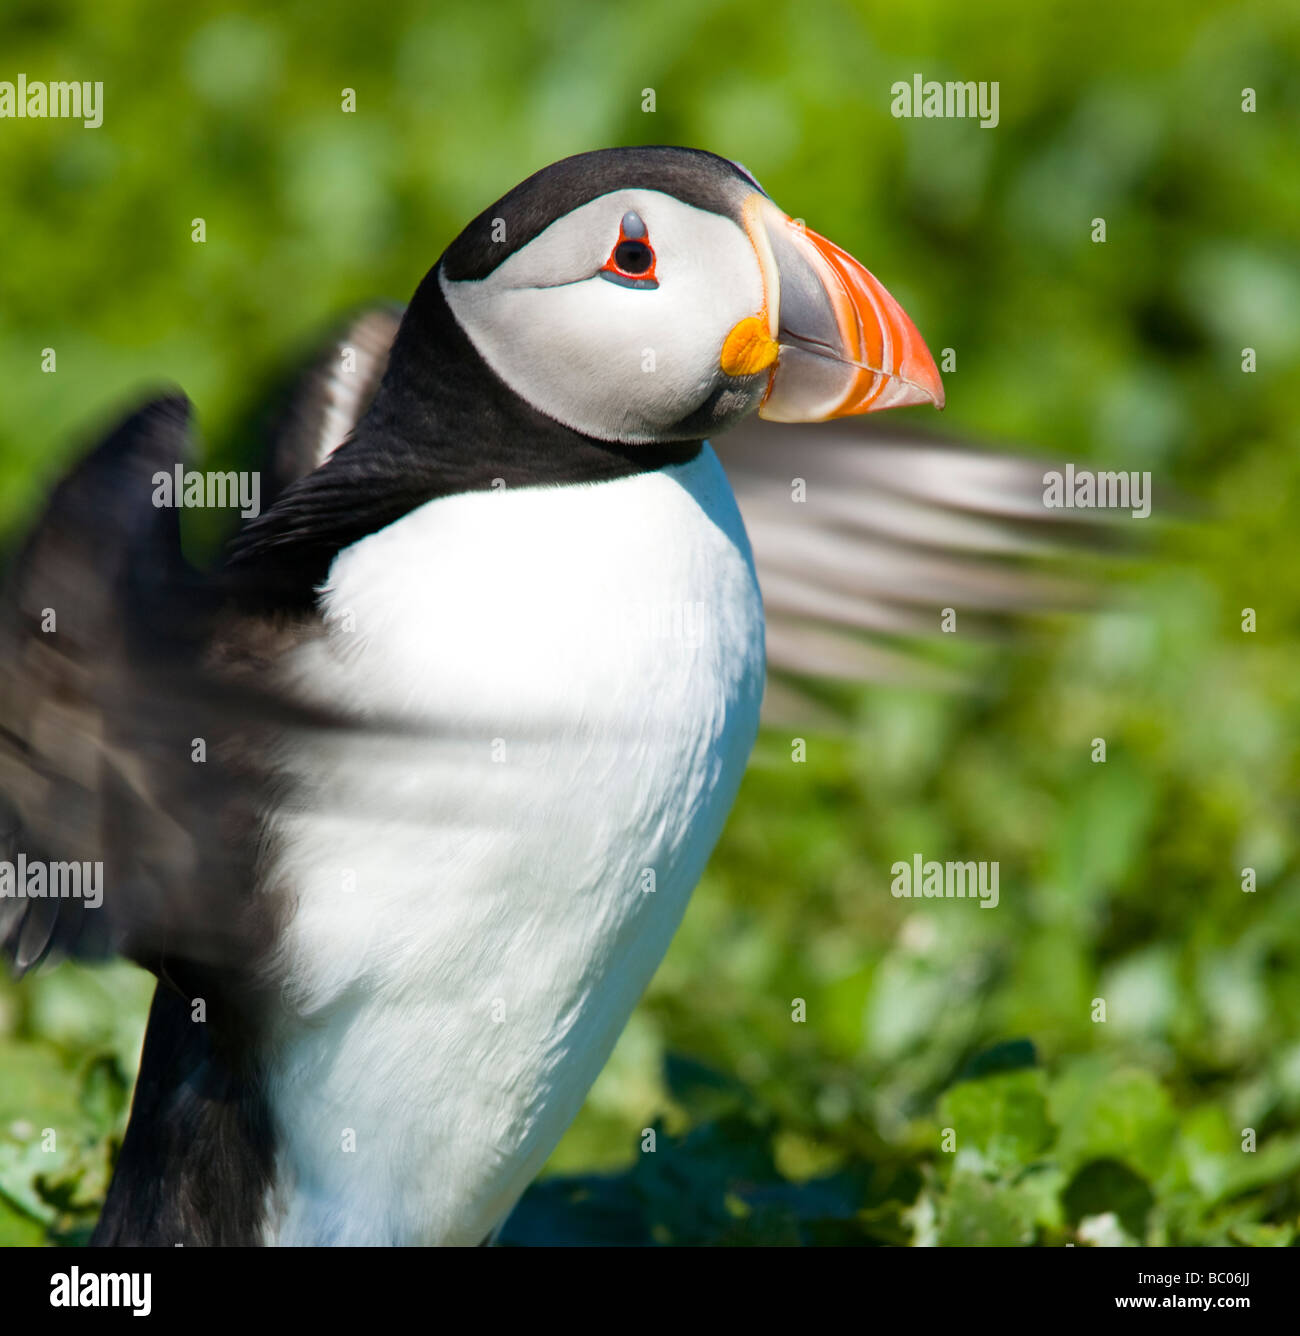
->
[[621, 210, 647, 239]]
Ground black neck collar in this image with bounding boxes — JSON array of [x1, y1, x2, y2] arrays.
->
[[223, 268, 702, 613]]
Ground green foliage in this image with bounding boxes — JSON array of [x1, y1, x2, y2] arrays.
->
[[504, 1049, 1300, 1246], [0, 965, 150, 1244], [2, 0, 1299, 1244]]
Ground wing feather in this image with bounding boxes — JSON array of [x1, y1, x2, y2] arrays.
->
[[0, 396, 280, 979]]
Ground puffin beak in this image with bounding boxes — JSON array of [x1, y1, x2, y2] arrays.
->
[[721, 194, 945, 421]]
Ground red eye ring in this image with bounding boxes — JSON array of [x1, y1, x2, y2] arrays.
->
[[599, 211, 658, 289]]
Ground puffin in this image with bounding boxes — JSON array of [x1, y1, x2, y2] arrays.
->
[[0, 146, 951, 1246]]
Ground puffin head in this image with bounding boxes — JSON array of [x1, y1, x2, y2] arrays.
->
[[437, 146, 944, 446]]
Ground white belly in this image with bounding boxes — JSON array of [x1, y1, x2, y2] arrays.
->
[[260, 447, 764, 1245]]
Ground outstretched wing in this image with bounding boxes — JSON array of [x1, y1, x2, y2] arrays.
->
[[0, 395, 281, 979], [252, 305, 403, 499], [710, 419, 1113, 717]]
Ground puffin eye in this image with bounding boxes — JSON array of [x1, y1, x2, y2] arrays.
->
[[613, 240, 653, 274], [599, 210, 658, 289]]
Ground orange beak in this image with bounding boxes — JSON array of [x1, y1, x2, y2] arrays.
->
[[723, 194, 945, 421]]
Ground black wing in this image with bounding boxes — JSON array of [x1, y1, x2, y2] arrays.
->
[[253, 305, 403, 506], [0, 395, 283, 979]]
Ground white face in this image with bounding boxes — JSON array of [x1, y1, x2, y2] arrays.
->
[[440, 189, 769, 445]]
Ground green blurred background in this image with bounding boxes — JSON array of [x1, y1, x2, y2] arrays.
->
[[2, 0, 1299, 1245]]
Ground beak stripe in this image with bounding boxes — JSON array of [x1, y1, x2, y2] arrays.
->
[[755, 198, 945, 420], [741, 194, 782, 341]]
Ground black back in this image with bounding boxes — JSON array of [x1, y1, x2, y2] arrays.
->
[[92, 981, 275, 1246], [223, 267, 701, 613]]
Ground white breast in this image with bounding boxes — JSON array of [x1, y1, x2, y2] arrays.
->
[[260, 446, 764, 1245]]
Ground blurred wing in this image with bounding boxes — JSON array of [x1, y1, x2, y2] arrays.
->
[[257, 305, 403, 499], [711, 419, 1114, 721], [0, 395, 283, 979]]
